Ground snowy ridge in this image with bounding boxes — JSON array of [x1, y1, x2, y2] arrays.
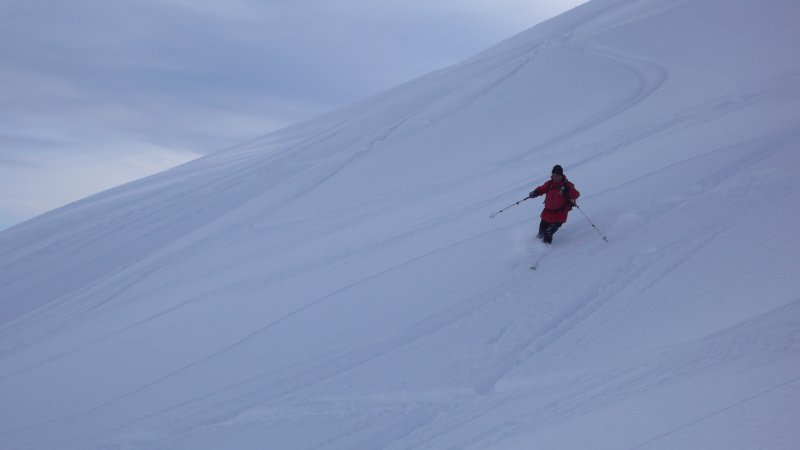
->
[[2, 0, 800, 448]]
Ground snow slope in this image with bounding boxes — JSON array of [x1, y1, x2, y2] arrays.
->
[[2, 0, 800, 448]]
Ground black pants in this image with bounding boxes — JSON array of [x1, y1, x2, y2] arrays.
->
[[537, 220, 563, 244]]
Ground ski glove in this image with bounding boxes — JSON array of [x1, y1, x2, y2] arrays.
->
[[529, 190, 539, 198]]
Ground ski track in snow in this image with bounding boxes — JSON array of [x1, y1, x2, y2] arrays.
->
[[512, 41, 669, 165]]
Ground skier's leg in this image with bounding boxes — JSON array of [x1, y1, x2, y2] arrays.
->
[[542, 222, 562, 244], [537, 220, 547, 240]]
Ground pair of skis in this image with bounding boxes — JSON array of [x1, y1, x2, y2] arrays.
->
[[529, 243, 551, 270]]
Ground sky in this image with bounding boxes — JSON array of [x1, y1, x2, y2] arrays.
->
[[0, 0, 586, 230]]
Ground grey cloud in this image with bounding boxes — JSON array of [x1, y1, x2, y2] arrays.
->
[[0, 158, 40, 169]]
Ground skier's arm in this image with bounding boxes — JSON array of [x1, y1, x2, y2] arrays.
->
[[529, 182, 549, 198], [568, 186, 580, 204]]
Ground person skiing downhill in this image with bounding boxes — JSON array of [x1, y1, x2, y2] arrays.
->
[[529, 165, 580, 244]]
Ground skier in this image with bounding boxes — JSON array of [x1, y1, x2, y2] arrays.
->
[[528, 165, 580, 244]]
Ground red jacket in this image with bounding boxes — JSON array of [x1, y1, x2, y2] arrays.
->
[[531, 177, 580, 223]]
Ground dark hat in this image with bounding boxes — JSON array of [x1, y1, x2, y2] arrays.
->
[[552, 165, 564, 175]]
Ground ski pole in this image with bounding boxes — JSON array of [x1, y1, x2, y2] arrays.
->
[[490, 196, 530, 219], [573, 203, 609, 243]]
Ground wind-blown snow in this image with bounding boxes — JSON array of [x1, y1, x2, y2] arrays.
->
[[2, 0, 800, 448]]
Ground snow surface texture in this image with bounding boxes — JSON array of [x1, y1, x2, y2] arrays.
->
[[2, 0, 800, 448]]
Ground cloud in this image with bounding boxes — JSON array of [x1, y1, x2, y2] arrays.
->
[[0, 144, 199, 220]]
